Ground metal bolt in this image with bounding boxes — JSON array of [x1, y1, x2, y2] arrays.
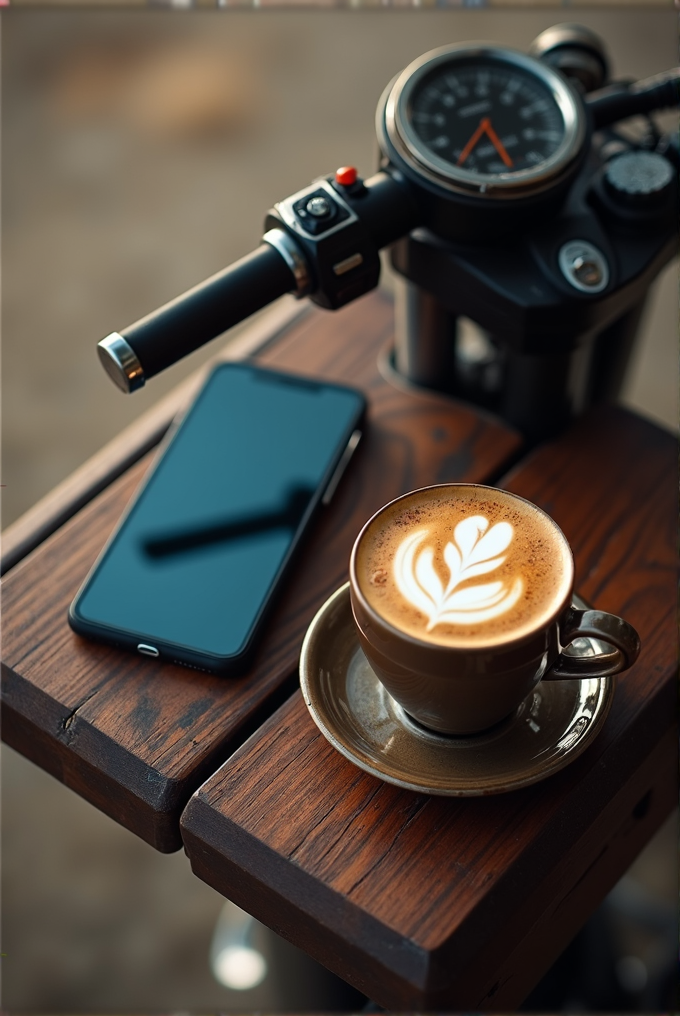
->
[[571, 255, 603, 287], [306, 196, 331, 218], [558, 240, 609, 294]]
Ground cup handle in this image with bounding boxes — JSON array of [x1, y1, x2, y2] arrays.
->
[[543, 607, 641, 681]]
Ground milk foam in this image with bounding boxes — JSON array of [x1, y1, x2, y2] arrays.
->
[[357, 486, 572, 647]]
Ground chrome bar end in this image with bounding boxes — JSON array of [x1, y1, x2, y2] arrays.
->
[[97, 333, 145, 393]]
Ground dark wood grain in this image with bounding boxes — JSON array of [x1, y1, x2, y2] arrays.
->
[[180, 405, 678, 1010], [1, 291, 521, 852]]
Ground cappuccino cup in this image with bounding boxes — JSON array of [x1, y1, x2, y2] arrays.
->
[[349, 484, 640, 735]]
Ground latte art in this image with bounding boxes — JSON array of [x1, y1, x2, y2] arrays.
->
[[355, 485, 572, 647], [394, 516, 523, 630]]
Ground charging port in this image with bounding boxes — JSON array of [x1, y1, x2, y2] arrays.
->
[[137, 644, 160, 657]]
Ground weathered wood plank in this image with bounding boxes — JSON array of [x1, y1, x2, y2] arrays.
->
[[1, 291, 521, 851], [180, 406, 677, 1009]]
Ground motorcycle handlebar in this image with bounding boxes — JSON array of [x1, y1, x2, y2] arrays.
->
[[586, 68, 680, 130], [98, 169, 415, 393], [98, 68, 679, 395], [98, 241, 297, 392]]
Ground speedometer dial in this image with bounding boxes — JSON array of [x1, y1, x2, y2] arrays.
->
[[413, 65, 564, 174], [383, 45, 585, 199]]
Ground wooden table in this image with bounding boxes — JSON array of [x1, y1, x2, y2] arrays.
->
[[2, 290, 677, 1008]]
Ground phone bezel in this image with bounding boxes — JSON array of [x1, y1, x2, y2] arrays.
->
[[68, 362, 366, 676]]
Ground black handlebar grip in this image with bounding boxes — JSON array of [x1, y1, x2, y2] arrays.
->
[[98, 242, 296, 392], [587, 69, 680, 130]]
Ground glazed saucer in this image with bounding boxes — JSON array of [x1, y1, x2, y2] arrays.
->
[[299, 583, 614, 796]]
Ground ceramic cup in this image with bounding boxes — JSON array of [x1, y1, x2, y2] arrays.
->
[[349, 484, 640, 735]]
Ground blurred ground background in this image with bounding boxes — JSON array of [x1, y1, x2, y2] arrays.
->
[[2, 6, 678, 1013]]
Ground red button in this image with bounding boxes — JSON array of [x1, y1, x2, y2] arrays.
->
[[335, 166, 358, 186]]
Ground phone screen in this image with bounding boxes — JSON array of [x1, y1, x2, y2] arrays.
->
[[70, 363, 365, 670]]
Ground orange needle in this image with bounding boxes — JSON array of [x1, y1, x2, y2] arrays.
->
[[457, 118, 489, 166], [484, 118, 514, 168], [457, 117, 514, 169]]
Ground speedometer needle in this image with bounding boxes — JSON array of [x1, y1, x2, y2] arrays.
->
[[457, 117, 514, 168]]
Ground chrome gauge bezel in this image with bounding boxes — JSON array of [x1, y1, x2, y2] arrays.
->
[[383, 43, 586, 200]]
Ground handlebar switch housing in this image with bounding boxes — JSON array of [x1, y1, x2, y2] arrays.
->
[[265, 178, 381, 310]]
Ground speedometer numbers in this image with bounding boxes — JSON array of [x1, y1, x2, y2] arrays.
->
[[412, 66, 564, 176], [384, 46, 585, 200]]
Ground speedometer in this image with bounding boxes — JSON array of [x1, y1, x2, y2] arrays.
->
[[383, 44, 585, 199]]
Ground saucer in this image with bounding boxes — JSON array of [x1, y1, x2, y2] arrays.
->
[[299, 583, 614, 796]]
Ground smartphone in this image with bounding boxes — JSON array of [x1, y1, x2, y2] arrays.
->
[[69, 362, 366, 675]]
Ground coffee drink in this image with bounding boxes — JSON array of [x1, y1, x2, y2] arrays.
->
[[355, 484, 572, 648], [350, 484, 640, 735]]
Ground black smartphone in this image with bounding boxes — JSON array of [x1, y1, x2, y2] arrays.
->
[[69, 362, 366, 675]]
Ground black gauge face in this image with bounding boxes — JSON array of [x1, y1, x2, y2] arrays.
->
[[410, 61, 564, 177], [384, 46, 584, 199]]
